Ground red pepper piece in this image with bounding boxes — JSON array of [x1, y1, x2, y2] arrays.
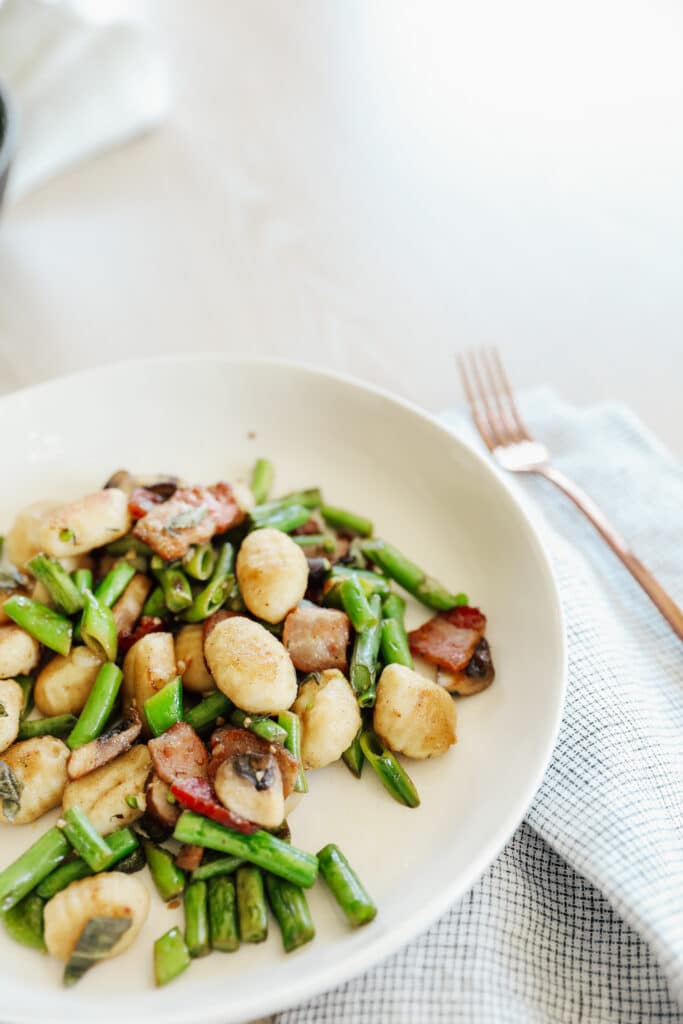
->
[[170, 776, 258, 835]]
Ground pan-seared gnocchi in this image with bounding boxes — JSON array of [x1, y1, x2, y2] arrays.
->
[[0, 679, 23, 754], [4, 499, 60, 568], [122, 632, 177, 720], [44, 873, 150, 961], [204, 615, 297, 713], [38, 488, 131, 558], [374, 663, 457, 759], [0, 625, 40, 680], [236, 527, 309, 623], [293, 669, 361, 769], [62, 744, 151, 834], [0, 736, 69, 824], [34, 646, 103, 717], [175, 624, 214, 693]]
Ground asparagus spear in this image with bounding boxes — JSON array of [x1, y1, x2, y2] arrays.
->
[[0, 826, 70, 911], [2, 596, 72, 656], [67, 662, 123, 749], [94, 561, 136, 608], [154, 927, 191, 986], [183, 543, 217, 581], [191, 854, 244, 882], [235, 866, 268, 943], [2, 892, 46, 950], [349, 594, 383, 707], [320, 504, 373, 537], [184, 691, 233, 733], [361, 539, 468, 611], [27, 554, 84, 615], [360, 729, 420, 808], [207, 875, 239, 952], [265, 873, 315, 952], [36, 828, 139, 899], [184, 880, 210, 958], [317, 844, 377, 926], [61, 807, 116, 872], [144, 677, 183, 737], [230, 708, 287, 745], [250, 458, 275, 505], [18, 713, 77, 740], [144, 841, 186, 901], [278, 710, 308, 793], [340, 575, 378, 632]]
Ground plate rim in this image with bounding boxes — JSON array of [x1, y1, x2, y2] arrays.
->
[[0, 354, 567, 1024]]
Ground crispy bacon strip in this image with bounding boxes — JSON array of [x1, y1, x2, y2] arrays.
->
[[408, 606, 486, 673], [437, 638, 495, 696], [283, 605, 350, 673], [171, 775, 257, 835], [148, 721, 208, 785], [209, 727, 298, 799], [132, 482, 244, 560]]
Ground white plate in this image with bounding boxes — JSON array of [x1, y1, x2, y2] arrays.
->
[[0, 357, 566, 1024]]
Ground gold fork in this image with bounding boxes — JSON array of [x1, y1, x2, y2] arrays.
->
[[457, 348, 683, 641]]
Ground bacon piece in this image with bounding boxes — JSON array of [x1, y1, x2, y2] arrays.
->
[[67, 712, 142, 780], [408, 606, 486, 673], [209, 727, 298, 799], [148, 721, 208, 785], [171, 775, 257, 835], [132, 482, 244, 560], [437, 638, 495, 696], [145, 773, 181, 828], [283, 605, 350, 673], [175, 844, 204, 872], [119, 614, 165, 654], [129, 487, 165, 519]]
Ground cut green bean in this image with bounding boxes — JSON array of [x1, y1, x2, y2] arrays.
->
[[321, 504, 373, 537], [342, 728, 365, 778], [191, 854, 244, 882], [80, 589, 117, 661], [36, 828, 139, 899], [94, 561, 136, 608], [184, 880, 210, 958], [72, 569, 93, 596], [265, 873, 315, 952], [142, 586, 167, 618], [2, 595, 72, 656], [183, 544, 217, 581], [250, 504, 311, 533], [382, 592, 406, 620], [27, 554, 84, 615], [106, 535, 154, 558], [18, 713, 77, 740], [250, 458, 275, 505], [349, 594, 383, 707], [278, 710, 308, 793], [253, 489, 322, 517], [159, 567, 193, 613], [2, 891, 46, 950], [292, 532, 336, 553], [317, 843, 377, 926], [236, 866, 268, 943], [144, 841, 186, 901], [360, 729, 420, 808], [380, 594, 413, 669], [182, 542, 234, 622], [15, 675, 35, 721], [144, 676, 183, 737], [61, 807, 116, 872], [329, 564, 391, 595], [0, 827, 70, 911], [174, 811, 318, 888], [207, 875, 239, 952], [361, 539, 467, 611], [340, 575, 378, 632], [154, 927, 191, 987], [67, 662, 123, 749], [116, 844, 146, 874], [184, 691, 233, 733], [230, 708, 287, 745]]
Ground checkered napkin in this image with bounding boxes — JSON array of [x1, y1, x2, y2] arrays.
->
[[279, 391, 683, 1024]]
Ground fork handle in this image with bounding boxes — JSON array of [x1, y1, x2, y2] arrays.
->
[[539, 464, 683, 641]]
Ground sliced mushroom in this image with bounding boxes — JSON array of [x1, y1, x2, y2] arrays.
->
[[213, 751, 284, 829], [67, 711, 142, 780], [436, 638, 495, 696], [145, 772, 181, 829], [209, 727, 298, 798]]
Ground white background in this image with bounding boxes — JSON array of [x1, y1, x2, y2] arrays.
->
[[1, 0, 682, 453]]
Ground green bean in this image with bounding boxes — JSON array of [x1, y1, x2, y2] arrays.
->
[[317, 843, 377, 926], [380, 593, 413, 668], [184, 880, 210, 958], [159, 567, 193, 613], [2, 595, 72, 656], [360, 729, 420, 808], [236, 866, 268, 943], [250, 504, 311, 533], [184, 691, 233, 733], [142, 585, 167, 618], [106, 535, 153, 558], [361, 539, 468, 611], [329, 564, 391, 595], [2, 892, 46, 950], [341, 728, 365, 778], [340, 575, 379, 632], [18, 713, 77, 740], [36, 828, 139, 899], [278, 710, 308, 793], [253, 488, 322, 517], [27, 554, 84, 615], [349, 594, 383, 707], [61, 807, 116, 872], [265, 873, 315, 952], [154, 927, 191, 986], [292, 532, 336, 553], [67, 662, 123, 749], [174, 811, 318, 888], [207, 875, 239, 952], [15, 675, 35, 721], [230, 708, 287, 745], [321, 504, 373, 537], [80, 589, 117, 661], [250, 458, 275, 505], [182, 542, 234, 623], [0, 826, 70, 911], [191, 854, 244, 882], [144, 676, 183, 737], [183, 544, 217, 582], [144, 841, 186, 901], [94, 561, 136, 608], [72, 569, 93, 596]]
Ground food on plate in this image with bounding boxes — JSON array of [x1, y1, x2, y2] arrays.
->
[[0, 458, 493, 987]]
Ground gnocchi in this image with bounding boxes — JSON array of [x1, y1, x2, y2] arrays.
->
[[34, 646, 103, 717], [0, 736, 69, 824], [175, 624, 214, 693], [293, 669, 361, 769], [0, 625, 40, 680], [62, 744, 151, 834], [204, 615, 297, 714], [373, 663, 457, 759], [0, 679, 23, 753], [122, 632, 177, 720], [236, 527, 309, 623], [44, 873, 150, 961], [38, 488, 131, 557]]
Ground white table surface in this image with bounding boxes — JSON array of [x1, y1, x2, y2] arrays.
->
[[1, 0, 682, 454]]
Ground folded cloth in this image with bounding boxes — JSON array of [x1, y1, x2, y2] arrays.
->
[[0, 0, 168, 200], [279, 391, 683, 1024]]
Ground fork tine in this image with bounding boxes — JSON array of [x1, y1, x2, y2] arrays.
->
[[480, 347, 519, 444], [489, 348, 531, 441], [456, 351, 501, 451]]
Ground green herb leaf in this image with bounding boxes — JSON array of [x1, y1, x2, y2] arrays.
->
[[59, 527, 75, 544], [0, 760, 23, 822], [166, 507, 207, 534], [63, 916, 132, 987]]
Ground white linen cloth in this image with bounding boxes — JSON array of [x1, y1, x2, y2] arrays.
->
[[279, 391, 683, 1023], [0, 0, 168, 199]]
